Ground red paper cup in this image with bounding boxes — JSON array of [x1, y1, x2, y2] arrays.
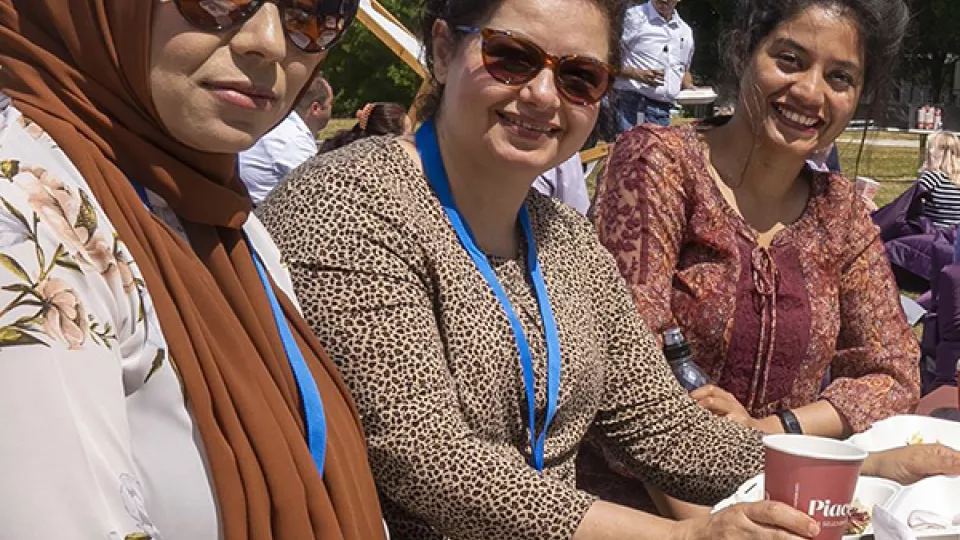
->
[[763, 434, 868, 540]]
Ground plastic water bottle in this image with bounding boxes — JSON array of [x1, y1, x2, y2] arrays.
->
[[663, 328, 710, 392]]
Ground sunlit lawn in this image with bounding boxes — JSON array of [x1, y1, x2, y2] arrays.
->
[[317, 118, 356, 143], [838, 130, 924, 143], [836, 141, 921, 206]]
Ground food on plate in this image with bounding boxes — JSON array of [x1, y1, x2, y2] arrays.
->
[[845, 499, 872, 535], [905, 431, 942, 446], [906, 509, 960, 531]]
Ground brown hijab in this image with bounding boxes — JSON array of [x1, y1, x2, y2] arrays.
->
[[0, 2, 385, 539]]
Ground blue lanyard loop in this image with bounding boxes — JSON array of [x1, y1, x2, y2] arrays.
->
[[415, 119, 562, 472], [132, 185, 327, 477]]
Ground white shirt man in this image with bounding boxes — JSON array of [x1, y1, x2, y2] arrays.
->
[[614, 0, 695, 128], [532, 153, 590, 215], [239, 78, 332, 205]]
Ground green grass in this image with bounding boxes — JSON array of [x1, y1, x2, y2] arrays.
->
[[836, 142, 921, 206], [840, 129, 925, 142], [317, 118, 356, 143], [582, 139, 923, 205]]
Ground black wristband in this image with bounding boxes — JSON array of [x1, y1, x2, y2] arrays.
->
[[775, 409, 803, 434]]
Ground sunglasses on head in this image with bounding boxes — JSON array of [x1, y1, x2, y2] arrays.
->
[[174, 0, 359, 53], [455, 26, 617, 106]]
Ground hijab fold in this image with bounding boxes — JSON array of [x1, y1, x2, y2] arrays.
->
[[0, 2, 385, 538]]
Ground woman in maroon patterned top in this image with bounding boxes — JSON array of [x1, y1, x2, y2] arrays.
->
[[594, 0, 919, 457], [589, 0, 921, 518]]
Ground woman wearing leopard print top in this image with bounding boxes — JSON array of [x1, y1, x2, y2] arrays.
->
[[257, 0, 960, 538]]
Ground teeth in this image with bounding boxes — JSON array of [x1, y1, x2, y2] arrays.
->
[[503, 115, 554, 133], [775, 105, 819, 127]]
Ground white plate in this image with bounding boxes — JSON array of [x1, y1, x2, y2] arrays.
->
[[888, 476, 960, 538], [847, 415, 960, 452], [676, 87, 718, 106], [712, 474, 902, 538]]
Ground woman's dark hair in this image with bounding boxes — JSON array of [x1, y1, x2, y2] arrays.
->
[[721, 0, 909, 105], [319, 102, 408, 153], [416, 0, 627, 120]]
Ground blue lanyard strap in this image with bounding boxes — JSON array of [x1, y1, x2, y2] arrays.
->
[[415, 119, 562, 472], [132, 185, 327, 477], [246, 238, 328, 477]]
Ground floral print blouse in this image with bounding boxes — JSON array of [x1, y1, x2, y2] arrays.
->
[[0, 97, 219, 539], [593, 124, 920, 432]]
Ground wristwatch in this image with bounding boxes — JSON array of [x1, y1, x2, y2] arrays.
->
[[775, 409, 803, 434]]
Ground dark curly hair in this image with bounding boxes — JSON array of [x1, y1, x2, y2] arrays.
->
[[319, 102, 408, 153], [415, 0, 627, 121], [721, 0, 909, 105]]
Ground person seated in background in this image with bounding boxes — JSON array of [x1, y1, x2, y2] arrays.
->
[[239, 76, 333, 204], [318, 101, 411, 153], [917, 131, 960, 229], [806, 143, 841, 173], [0, 0, 385, 538], [593, 0, 921, 518], [257, 0, 960, 537], [533, 153, 591, 215]]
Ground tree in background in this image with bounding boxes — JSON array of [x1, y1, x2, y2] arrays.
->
[[905, 0, 960, 103], [676, 0, 733, 89], [321, 0, 960, 116], [323, 0, 422, 117]]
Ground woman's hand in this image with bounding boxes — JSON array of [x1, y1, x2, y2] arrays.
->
[[671, 501, 819, 540], [863, 443, 960, 485], [690, 385, 757, 428]]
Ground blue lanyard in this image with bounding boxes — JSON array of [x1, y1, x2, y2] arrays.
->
[[415, 119, 562, 472], [132, 185, 327, 477]]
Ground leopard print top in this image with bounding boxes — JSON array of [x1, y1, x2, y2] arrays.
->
[[256, 136, 764, 540]]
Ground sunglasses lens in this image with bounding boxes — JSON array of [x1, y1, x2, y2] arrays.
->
[[176, 0, 258, 28], [557, 60, 610, 104], [176, 0, 357, 52], [478, 29, 611, 105], [481, 34, 543, 84], [281, 0, 358, 52]]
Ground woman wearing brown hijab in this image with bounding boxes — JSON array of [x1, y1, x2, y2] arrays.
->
[[0, 1, 385, 538]]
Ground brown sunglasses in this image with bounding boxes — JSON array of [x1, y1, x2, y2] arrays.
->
[[174, 0, 358, 53], [455, 26, 618, 105]]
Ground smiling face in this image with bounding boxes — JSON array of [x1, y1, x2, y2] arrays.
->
[[737, 4, 864, 158], [431, 0, 610, 176], [150, 1, 326, 154]]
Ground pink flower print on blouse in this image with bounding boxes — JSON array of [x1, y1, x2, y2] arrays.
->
[[16, 165, 90, 256], [37, 277, 88, 349], [0, 161, 121, 349]]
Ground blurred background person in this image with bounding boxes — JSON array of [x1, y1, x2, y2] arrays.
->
[[533, 153, 591, 215], [806, 143, 842, 174], [613, 0, 696, 131], [240, 76, 333, 204], [318, 101, 411, 153], [917, 131, 960, 229]]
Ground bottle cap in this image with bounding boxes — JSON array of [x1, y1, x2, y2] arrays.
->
[[662, 328, 691, 363], [663, 327, 685, 347]]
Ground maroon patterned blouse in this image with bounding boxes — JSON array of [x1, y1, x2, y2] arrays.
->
[[593, 124, 920, 432]]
